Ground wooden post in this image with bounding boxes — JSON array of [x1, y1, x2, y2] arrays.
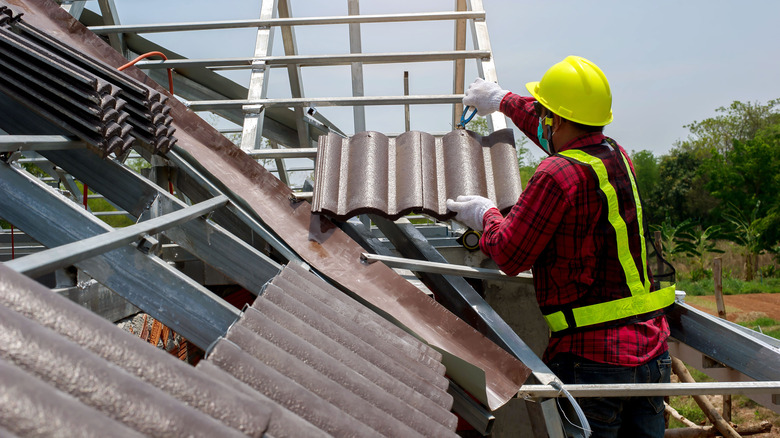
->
[[671, 356, 741, 438], [714, 258, 726, 319], [712, 257, 732, 421], [654, 230, 663, 277]]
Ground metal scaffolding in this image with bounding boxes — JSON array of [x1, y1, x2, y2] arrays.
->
[[1, 1, 779, 437]]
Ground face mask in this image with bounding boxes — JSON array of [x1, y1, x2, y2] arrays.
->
[[537, 116, 553, 154]]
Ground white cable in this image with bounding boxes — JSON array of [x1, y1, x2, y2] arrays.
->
[[550, 380, 592, 437]]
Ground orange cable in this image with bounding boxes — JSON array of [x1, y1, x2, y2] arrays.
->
[[118, 51, 174, 94]]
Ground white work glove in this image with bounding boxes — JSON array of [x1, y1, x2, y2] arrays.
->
[[463, 78, 510, 116], [446, 195, 496, 231]]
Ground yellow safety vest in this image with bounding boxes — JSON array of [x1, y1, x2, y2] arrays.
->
[[542, 146, 676, 333]]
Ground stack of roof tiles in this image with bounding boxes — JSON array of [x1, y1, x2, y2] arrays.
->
[[0, 260, 458, 437], [312, 129, 523, 221], [0, 7, 176, 157]]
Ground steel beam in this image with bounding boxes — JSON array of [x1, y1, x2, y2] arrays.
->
[[240, 0, 277, 153], [452, 0, 467, 128], [187, 94, 463, 111], [277, 0, 310, 153], [0, 135, 84, 152], [87, 11, 487, 35], [668, 302, 780, 382], [360, 252, 533, 283], [166, 147, 303, 265], [467, 0, 506, 131], [0, 160, 239, 348], [370, 217, 556, 384], [40, 148, 283, 293], [348, 0, 366, 133], [133, 50, 491, 71], [247, 147, 317, 159], [60, 1, 87, 19], [520, 381, 780, 398], [95, 0, 125, 55], [5, 195, 229, 278], [449, 379, 495, 436]]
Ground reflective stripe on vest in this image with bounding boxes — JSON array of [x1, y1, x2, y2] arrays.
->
[[543, 147, 676, 333]]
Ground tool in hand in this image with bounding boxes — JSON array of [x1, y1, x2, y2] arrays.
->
[[457, 105, 478, 129]]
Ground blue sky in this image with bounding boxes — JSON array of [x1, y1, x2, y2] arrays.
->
[[110, 1, 780, 159]]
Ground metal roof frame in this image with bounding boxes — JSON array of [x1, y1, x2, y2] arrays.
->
[[1, 1, 779, 436]]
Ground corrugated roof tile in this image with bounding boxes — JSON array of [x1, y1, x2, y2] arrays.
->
[[0, 260, 457, 438], [313, 129, 522, 221], [204, 263, 459, 437]]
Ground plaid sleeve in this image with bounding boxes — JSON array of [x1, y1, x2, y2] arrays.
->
[[480, 163, 570, 276], [500, 92, 546, 152]]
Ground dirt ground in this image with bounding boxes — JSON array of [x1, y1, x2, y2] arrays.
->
[[675, 293, 780, 437], [687, 293, 780, 323]]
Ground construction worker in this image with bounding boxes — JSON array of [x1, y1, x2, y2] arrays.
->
[[447, 56, 675, 437]]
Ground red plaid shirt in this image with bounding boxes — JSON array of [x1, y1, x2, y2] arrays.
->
[[480, 93, 669, 366]]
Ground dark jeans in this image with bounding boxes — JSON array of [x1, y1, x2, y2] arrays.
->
[[547, 351, 672, 438]]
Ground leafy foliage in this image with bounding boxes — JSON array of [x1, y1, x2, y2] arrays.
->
[[679, 99, 780, 155], [674, 224, 725, 273], [642, 148, 715, 226], [630, 150, 659, 200], [650, 217, 697, 261], [722, 202, 767, 280], [634, 98, 780, 280]]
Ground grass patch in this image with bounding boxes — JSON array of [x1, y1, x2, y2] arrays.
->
[[669, 395, 706, 427], [737, 316, 780, 339], [676, 277, 780, 296]]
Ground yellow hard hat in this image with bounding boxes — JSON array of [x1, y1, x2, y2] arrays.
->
[[525, 56, 613, 126]]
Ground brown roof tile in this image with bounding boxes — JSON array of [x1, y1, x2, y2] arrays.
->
[[0, 260, 458, 437], [204, 263, 459, 437], [313, 129, 523, 221]]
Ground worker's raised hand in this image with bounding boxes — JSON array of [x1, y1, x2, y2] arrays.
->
[[463, 78, 510, 116], [446, 195, 496, 231]]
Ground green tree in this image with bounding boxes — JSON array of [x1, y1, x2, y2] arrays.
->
[[650, 217, 697, 263], [644, 149, 714, 226], [674, 224, 725, 278], [631, 150, 659, 199], [658, 98, 780, 230], [703, 124, 780, 230], [679, 98, 780, 155], [723, 201, 767, 281]]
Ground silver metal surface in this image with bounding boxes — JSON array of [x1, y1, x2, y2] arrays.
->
[[519, 381, 780, 398], [0, 160, 239, 349], [668, 302, 780, 382], [361, 252, 533, 283], [240, 0, 275, 153], [87, 11, 487, 35], [5, 195, 228, 278], [166, 148, 303, 265], [467, 0, 507, 131], [247, 147, 317, 158], [348, 0, 366, 133], [0, 134, 84, 152], [187, 94, 463, 110]]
